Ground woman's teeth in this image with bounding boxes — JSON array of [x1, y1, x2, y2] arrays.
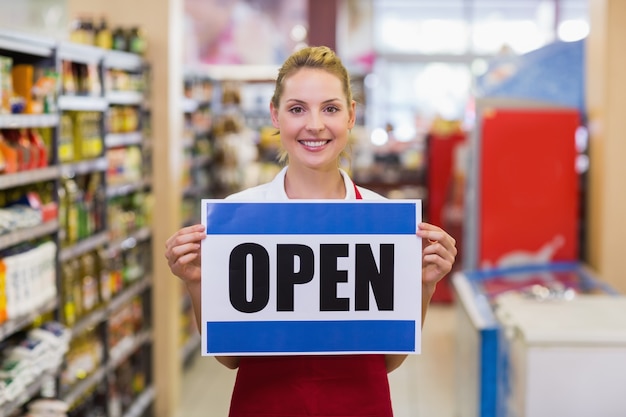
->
[[300, 140, 328, 147]]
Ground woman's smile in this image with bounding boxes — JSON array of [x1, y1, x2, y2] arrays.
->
[[299, 139, 331, 149]]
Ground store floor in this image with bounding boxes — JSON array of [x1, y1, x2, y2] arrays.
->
[[177, 304, 457, 417]]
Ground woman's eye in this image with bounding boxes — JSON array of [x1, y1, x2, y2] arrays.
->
[[289, 107, 304, 114], [325, 106, 339, 113]]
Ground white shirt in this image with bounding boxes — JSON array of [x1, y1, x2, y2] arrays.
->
[[226, 166, 385, 201]]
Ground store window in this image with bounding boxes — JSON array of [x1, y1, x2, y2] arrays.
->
[[471, 0, 556, 54], [0, 0, 67, 38], [366, 0, 588, 141], [368, 60, 472, 142], [184, 0, 308, 65], [373, 0, 469, 55]]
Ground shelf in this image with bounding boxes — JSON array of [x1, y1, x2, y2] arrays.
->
[[0, 29, 55, 57], [106, 179, 150, 198], [190, 155, 212, 168], [0, 297, 58, 341], [62, 336, 151, 411], [183, 184, 210, 199], [180, 332, 201, 364], [60, 157, 108, 177], [122, 385, 155, 417], [182, 98, 199, 114], [69, 277, 152, 341], [188, 64, 279, 81], [0, 166, 60, 190], [71, 305, 108, 339], [61, 366, 107, 407], [0, 371, 51, 416], [109, 330, 152, 371], [106, 91, 144, 106], [108, 277, 152, 313], [0, 113, 59, 129], [0, 220, 59, 251], [58, 95, 108, 112], [59, 231, 109, 262], [0, 30, 157, 416], [57, 41, 105, 65], [108, 227, 152, 254], [105, 131, 143, 148], [103, 50, 144, 72]]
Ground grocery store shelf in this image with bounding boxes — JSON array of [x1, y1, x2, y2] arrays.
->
[[0, 220, 59, 251], [108, 227, 152, 254], [108, 277, 152, 313], [0, 371, 53, 416], [59, 231, 109, 262], [109, 330, 152, 370], [106, 91, 144, 106], [182, 97, 199, 114], [106, 179, 150, 198], [61, 366, 107, 407], [60, 157, 108, 177], [0, 29, 55, 57], [0, 297, 58, 341], [57, 41, 105, 65], [71, 305, 108, 339], [105, 131, 143, 148], [190, 155, 212, 168], [103, 49, 144, 72], [122, 385, 155, 417], [0, 28, 156, 416], [181, 332, 201, 364], [0, 166, 60, 190], [69, 277, 152, 341], [60, 328, 150, 411], [58, 95, 108, 112], [0, 113, 59, 129]]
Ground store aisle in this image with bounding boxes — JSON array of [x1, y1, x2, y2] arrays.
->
[[178, 304, 457, 417]]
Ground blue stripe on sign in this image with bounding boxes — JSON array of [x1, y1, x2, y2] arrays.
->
[[206, 320, 415, 353], [205, 202, 417, 235]]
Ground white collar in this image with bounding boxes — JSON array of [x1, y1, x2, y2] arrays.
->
[[267, 166, 357, 200]]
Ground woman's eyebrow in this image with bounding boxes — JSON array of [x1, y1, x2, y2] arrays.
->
[[284, 98, 343, 105]]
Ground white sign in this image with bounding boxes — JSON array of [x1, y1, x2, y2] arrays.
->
[[200, 200, 422, 355]]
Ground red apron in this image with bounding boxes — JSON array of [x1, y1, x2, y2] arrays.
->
[[228, 354, 393, 417], [227, 184, 394, 417]]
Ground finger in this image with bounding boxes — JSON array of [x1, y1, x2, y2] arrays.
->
[[169, 251, 199, 268], [417, 229, 456, 250], [166, 242, 201, 263], [417, 222, 442, 232], [423, 241, 457, 263], [422, 255, 454, 282], [166, 229, 206, 251], [165, 224, 205, 245]]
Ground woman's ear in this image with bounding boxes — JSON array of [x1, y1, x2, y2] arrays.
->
[[270, 102, 280, 129], [348, 100, 357, 129]]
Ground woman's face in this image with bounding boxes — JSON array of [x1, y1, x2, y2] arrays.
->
[[270, 68, 356, 172]]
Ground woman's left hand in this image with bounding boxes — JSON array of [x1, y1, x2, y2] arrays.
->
[[417, 222, 457, 289]]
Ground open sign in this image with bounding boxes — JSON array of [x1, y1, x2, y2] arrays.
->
[[201, 200, 422, 356]]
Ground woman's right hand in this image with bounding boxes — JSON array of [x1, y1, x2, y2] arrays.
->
[[164, 224, 206, 283]]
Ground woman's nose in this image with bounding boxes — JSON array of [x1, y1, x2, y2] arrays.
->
[[306, 113, 324, 132]]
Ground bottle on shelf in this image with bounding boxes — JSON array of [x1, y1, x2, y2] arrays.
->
[[95, 16, 113, 50], [112, 27, 128, 52], [96, 247, 112, 305], [61, 259, 78, 326], [128, 27, 147, 56], [80, 252, 99, 314]]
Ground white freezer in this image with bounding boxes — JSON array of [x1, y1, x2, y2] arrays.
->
[[494, 294, 626, 417]]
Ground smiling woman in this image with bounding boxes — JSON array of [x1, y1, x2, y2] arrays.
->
[[165, 45, 457, 417]]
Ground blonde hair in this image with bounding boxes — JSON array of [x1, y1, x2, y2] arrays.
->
[[272, 46, 354, 166]]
